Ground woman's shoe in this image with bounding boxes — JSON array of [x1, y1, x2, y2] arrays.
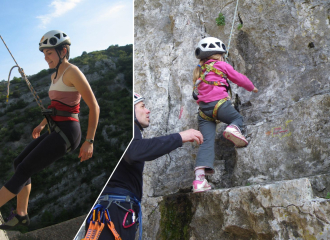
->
[[223, 125, 248, 147], [0, 210, 30, 230]]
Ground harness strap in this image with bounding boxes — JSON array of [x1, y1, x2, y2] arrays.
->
[[42, 108, 79, 120], [199, 98, 228, 122], [42, 113, 72, 153], [201, 62, 228, 81], [193, 61, 232, 98], [41, 108, 79, 152], [54, 126, 72, 152], [55, 110, 78, 119]]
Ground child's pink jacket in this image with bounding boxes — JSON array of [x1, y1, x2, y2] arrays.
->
[[196, 60, 255, 104]]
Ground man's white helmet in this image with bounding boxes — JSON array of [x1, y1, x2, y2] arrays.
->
[[195, 37, 227, 59], [39, 30, 71, 52], [134, 92, 144, 105]]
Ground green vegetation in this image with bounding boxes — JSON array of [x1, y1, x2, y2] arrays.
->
[[326, 192, 330, 199], [216, 12, 226, 26], [237, 23, 243, 30], [12, 77, 22, 84], [0, 44, 133, 232]]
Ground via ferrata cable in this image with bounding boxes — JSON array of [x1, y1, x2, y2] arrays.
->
[[225, 0, 239, 61]]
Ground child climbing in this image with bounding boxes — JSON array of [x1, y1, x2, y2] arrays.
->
[[192, 37, 258, 193], [0, 30, 99, 230]]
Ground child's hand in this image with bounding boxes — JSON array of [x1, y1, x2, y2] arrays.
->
[[252, 87, 258, 93]]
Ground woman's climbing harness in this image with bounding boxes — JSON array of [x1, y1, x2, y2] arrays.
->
[[0, 35, 74, 152]]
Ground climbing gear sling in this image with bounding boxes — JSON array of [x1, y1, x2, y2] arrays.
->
[[85, 194, 142, 240], [0, 35, 74, 152], [83, 205, 107, 240]]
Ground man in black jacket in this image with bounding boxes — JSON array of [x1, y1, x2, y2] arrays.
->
[[88, 92, 203, 240]]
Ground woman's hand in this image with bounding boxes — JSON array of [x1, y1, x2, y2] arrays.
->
[[253, 87, 258, 93], [32, 124, 45, 139], [79, 141, 93, 162]]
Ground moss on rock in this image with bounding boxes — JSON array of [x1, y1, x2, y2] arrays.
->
[[159, 194, 194, 240]]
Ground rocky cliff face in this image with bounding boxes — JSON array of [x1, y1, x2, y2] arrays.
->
[[0, 213, 9, 239], [134, 0, 330, 239]]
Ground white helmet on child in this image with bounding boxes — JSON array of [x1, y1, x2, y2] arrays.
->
[[39, 30, 71, 52], [195, 37, 227, 59]]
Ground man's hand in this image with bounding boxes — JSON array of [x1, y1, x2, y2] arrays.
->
[[179, 129, 203, 144]]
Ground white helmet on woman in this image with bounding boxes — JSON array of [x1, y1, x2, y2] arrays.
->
[[195, 37, 227, 59], [39, 30, 71, 52]]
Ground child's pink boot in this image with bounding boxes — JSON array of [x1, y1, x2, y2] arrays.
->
[[192, 179, 212, 193], [223, 125, 248, 147], [193, 168, 211, 193]]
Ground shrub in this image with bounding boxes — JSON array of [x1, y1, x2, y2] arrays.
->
[[326, 192, 330, 199], [216, 13, 225, 26], [9, 128, 23, 142], [35, 69, 49, 79]]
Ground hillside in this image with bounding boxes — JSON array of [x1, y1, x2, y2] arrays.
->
[[0, 44, 132, 234], [134, 0, 330, 239]]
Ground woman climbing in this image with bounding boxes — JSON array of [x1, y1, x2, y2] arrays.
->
[[192, 37, 258, 193], [0, 30, 100, 230]]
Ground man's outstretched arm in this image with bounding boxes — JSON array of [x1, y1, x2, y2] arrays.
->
[[125, 127, 203, 163]]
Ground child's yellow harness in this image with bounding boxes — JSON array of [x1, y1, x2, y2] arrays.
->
[[193, 61, 232, 122]]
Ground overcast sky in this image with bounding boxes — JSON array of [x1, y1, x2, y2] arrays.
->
[[0, 0, 133, 81]]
